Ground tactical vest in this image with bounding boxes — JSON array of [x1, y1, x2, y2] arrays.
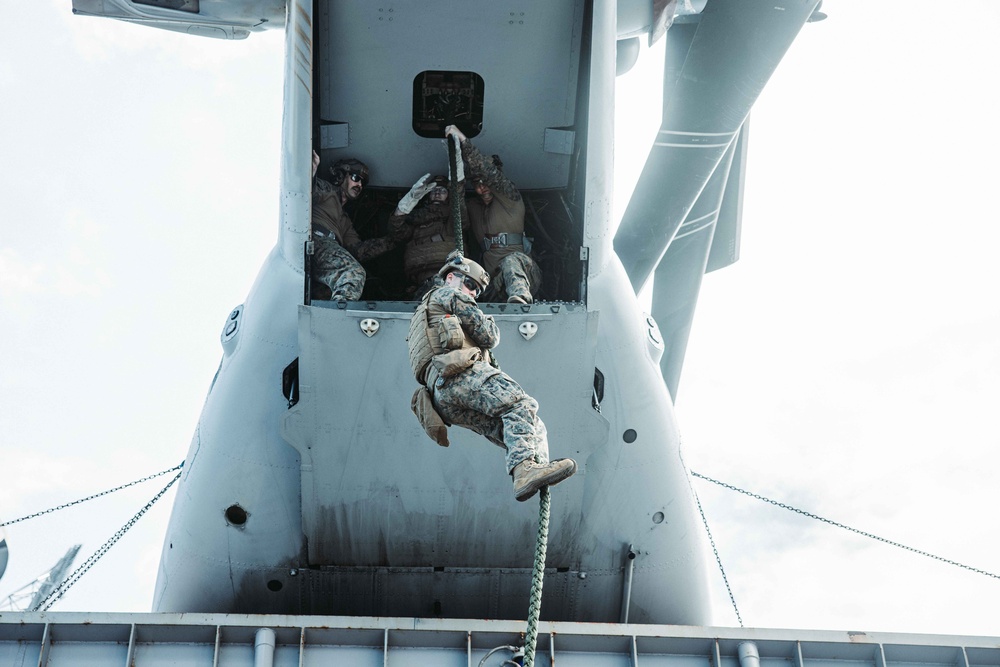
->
[[403, 205, 458, 284], [407, 296, 434, 384], [404, 237, 455, 285], [407, 289, 479, 385]]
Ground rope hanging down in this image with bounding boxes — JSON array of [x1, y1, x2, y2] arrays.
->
[[692, 471, 1000, 581], [523, 485, 551, 667], [33, 468, 184, 611], [448, 133, 465, 253], [0, 462, 185, 528]]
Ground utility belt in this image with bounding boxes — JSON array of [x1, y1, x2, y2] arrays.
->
[[413, 232, 446, 246], [481, 232, 523, 251]]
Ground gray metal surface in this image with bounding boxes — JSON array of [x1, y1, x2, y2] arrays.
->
[[316, 0, 584, 187], [70, 0, 285, 39], [281, 302, 611, 620], [2, 612, 998, 667]]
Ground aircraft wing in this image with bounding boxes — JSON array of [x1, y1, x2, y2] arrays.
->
[[69, 0, 284, 39], [615, 1, 821, 397]]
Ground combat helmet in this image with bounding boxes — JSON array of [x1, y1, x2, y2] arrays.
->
[[471, 155, 503, 186], [438, 252, 490, 292], [427, 175, 450, 200], [330, 157, 370, 187]]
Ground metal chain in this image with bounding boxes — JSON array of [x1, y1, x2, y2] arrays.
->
[[1, 462, 184, 528], [33, 469, 184, 611], [523, 485, 551, 667], [692, 487, 743, 627], [691, 471, 1000, 580]]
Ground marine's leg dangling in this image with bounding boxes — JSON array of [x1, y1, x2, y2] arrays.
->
[[313, 236, 366, 300]]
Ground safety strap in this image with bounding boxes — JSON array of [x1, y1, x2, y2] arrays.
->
[[481, 232, 523, 250]]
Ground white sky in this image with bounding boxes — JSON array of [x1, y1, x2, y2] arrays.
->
[[2, 0, 999, 638]]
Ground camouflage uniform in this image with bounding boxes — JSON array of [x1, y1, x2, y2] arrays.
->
[[412, 285, 549, 473], [461, 140, 541, 301], [389, 195, 470, 289], [481, 252, 543, 304], [311, 177, 396, 300]]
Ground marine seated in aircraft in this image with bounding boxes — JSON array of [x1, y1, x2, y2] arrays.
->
[[407, 253, 577, 501], [389, 171, 471, 299], [445, 125, 542, 304], [310, 150, 399, 301]]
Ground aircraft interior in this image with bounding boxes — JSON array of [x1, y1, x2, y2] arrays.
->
[[306, 182, 586, 305]]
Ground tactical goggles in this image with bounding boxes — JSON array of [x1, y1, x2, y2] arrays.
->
[[461, 276, 482, 297]]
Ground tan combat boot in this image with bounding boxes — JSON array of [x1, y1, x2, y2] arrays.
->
[[512, 458, 577, 502]]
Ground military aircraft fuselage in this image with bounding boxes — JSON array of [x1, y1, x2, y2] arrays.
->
[[130, 0, 820, 623]]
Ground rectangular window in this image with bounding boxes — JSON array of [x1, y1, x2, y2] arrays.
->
[[412, 71, 484, 139]]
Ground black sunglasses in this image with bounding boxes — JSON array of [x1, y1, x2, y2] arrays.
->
[[348, 172, 366, 185], [461, 276, 481, 297]]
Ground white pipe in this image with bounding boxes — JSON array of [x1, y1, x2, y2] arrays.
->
[[255, 627, 277, 667], [619, 546, 636, 623], [738, 642, 760, 667]]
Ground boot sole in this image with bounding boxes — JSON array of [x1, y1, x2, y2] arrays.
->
[[514, 460, 578, 502]]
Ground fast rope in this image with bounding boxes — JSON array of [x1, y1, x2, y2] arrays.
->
[[692, 471, 1000, 581], [33, 468, 184, 611], [0, 462, 185, 528], [447, 133, 465, 253], [523, 485, 551, 667]]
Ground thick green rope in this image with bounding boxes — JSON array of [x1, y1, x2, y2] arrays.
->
[[523, 485, 551, 667], [448, 134, 465, 254]]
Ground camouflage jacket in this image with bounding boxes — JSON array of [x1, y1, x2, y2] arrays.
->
[[408, 285, 499, 385], [426, 285, 499, 351], [389, 196, 469, 246], [312, 177, 395, 262]]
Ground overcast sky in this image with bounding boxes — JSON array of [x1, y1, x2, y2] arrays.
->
[[2, 0, 998, 638]]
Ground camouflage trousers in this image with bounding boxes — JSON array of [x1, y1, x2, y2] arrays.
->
[[482, 251, 542, 303], [432, 360, 549, 473], [313, 236, 365, 300]]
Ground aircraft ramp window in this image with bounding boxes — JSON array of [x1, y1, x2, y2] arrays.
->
[[132, 0, 199, 12], [412, 71, 484, 139]]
